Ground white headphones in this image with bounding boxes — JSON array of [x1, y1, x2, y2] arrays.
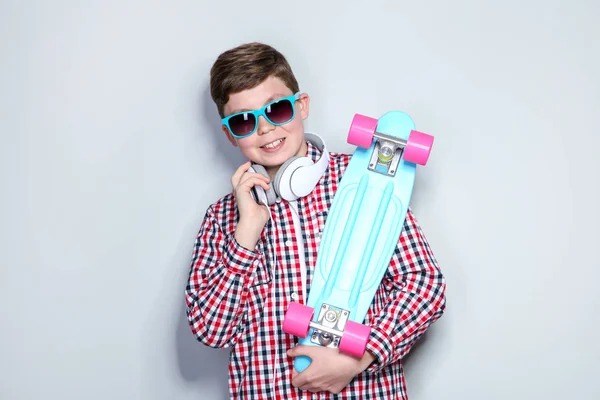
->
[[249, 133, 330, 206]]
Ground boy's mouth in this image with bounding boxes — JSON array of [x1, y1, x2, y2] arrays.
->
[[261, 138, 285, 149]]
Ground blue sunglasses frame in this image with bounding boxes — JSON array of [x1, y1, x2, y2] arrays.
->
[[222, 92, 301, 139]]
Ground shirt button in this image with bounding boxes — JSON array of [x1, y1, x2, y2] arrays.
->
[[285, 240, 292, 247], [291, 292, 299, 300]]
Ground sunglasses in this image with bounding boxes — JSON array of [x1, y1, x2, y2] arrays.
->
[[222, 92, 301, 139]]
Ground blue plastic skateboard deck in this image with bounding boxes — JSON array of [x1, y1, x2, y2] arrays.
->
[[291, 111, 425, 373]]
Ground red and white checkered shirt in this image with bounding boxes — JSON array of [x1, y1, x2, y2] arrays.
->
[[185, 139, 446, 399]]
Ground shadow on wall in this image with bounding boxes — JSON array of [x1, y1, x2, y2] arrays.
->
[[175, 305, 230, 398], [199, 84, 247, 171], [171, 216, 230, 398], [171, 83, 245, 399], [173, 221, 230, 398]]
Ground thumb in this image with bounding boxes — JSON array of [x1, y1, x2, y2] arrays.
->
[[287, 345, 316, 358]]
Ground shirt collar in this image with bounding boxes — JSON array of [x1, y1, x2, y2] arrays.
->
[[305, 137, 322, 164]]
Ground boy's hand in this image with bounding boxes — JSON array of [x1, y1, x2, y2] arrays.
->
[[287, 346, 376, 394], [231, 161, 271, 250]]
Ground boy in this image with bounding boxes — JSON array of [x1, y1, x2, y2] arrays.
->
[[185, 42, 446, 399]]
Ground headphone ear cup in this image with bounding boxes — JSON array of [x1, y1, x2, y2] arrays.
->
[[273, 156, 302, 198], [274, 156, 314, 201], [249, 164, 277, 206]]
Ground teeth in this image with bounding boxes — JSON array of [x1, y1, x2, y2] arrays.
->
[[263, 138, 284, 149]]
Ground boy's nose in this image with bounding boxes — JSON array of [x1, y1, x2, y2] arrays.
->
[[257, 116, 275, 135]]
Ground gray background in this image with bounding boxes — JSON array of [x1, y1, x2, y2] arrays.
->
[[1, 0, 599, 399]]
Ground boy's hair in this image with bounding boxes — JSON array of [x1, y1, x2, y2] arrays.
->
[[210, 42, 300, 118]]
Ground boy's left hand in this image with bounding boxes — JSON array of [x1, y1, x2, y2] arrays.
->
[[287, 345, 375, 394]]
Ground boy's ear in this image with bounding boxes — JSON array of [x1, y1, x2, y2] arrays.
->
[[299, 93, 310, 120], [222, 125, 238, 147]]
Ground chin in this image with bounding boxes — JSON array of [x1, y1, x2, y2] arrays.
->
[[257, 153, 291, 168], [257, 147, 297, 165]]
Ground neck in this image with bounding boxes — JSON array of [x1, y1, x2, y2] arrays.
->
[[266, 140, 308, 180], [265, 166, 278, 181]]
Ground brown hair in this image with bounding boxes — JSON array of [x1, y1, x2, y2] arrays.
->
[[210, 42, 300, 118]]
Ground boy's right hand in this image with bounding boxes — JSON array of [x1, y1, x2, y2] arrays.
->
[[231, 161, 271, 250]]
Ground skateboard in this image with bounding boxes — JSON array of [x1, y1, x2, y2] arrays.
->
[[282, 110, 434, 373]]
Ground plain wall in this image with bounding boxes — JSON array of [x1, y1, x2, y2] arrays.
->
[[1, 0, 599, 399]]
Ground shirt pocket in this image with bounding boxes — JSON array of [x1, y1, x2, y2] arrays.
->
[[248, 237, 273, 288], [245, 239, 273, 326], [308, 206, 328, 239]]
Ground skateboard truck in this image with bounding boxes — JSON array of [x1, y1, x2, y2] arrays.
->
[[310, 303, 349, 349], [348, 113, 434, 175], [368, 131, 408, 177], [283, 302, 372, 358]]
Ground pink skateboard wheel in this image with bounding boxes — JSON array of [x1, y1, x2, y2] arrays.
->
[[282, 302, 314, 338], [338, 321, 371, 358], [403, 130, 434, 165], [348, 114, 378, 148]]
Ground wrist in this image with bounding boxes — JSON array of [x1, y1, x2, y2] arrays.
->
[[234, 219, 263, 250], [358, 351, 376, 373]]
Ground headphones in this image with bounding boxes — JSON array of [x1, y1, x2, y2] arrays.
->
[[248, 133, 330, 206]]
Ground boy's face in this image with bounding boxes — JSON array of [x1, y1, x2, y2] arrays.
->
[[221, 76, 310, 172]]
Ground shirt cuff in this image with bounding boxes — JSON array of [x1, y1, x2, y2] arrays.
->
[[364, 325, 394, 374], [223, 234, 262, 275]]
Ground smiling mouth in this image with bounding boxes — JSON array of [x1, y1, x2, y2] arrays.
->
[[261, 138, 285, 149]]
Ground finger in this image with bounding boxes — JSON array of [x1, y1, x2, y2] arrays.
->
[[291, 366, 314, 389], [238, 172, 271, 189], [292, 372, 308, 389], [287, 345, 316, 358], [300, 384, 320, 393], [291, 369, 306, 387], [238, 175, 271, 192], [239, 172, 270, 186], [231, 161, 252, 186]]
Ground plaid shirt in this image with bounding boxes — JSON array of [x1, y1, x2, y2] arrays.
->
[[185, 139, 446, 399]]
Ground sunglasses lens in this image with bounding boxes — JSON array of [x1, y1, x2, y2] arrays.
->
[[266, 99, 294, 124], [228, 113, 256, 137]]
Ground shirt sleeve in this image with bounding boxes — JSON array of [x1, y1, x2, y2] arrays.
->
[[184, 206, 264, 349], [363, 208, 447, 374]]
